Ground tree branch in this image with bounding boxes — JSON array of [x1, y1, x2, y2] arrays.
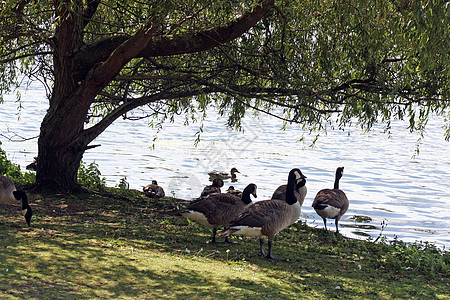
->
[[73, 0, 274, 81], [80, 87, 216, 145]]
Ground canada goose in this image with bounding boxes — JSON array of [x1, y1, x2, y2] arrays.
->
[[312, 167, 348, 234], [0, 175, 33, 226], [271, 170, 308, 206], [208, 168, 240, 180], [200, 178, 224, 198], [219, 168, 306, 260], [181, 183, 257, 243], [226, 186, 243, 198], [143, 180, 165, 198]]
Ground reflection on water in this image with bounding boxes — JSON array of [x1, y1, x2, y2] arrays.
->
[[1, 83, 449, 249]]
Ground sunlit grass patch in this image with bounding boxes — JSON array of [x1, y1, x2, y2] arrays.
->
[[1, 189, 448, 299]]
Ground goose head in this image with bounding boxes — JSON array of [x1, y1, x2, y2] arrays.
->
[[293, 169, 307, 187], [286, 168, 307, 204], [241, 183, 257, 204], [336, 167, 344, 179], [334, 167, 344, 189]]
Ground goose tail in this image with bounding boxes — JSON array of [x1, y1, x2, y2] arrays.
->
[[312, 203, 328, 210]]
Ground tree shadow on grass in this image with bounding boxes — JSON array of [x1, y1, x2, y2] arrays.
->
[[1, 192, 447, 299]]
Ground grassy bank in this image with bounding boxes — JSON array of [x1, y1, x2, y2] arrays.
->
[[1, 190, 449, 299]]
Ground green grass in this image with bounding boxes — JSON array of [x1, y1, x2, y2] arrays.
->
[[1, 190, 449, 299]]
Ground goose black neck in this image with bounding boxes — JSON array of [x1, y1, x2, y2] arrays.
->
[[13, 190, 29, 210], [285, 177, 297, 205], [334, 175, 341, 189], [21, 195, 30, 210], [241, 185, 254, 205]]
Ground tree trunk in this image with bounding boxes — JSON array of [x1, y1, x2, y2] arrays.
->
[[33, 0, 274, 192], [35, 96, 91, 192]]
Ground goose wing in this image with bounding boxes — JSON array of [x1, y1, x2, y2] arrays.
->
[[188, 193, 241, 219], [271, 185, 286, 201], [230, 200, 288, 228], [313, 189, 348, 213]]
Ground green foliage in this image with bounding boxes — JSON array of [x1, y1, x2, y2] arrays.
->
[[1, 0, 449, 191], [2, 0, 448, 138], [77, 161, 106, 191], [112, 176, 141, 198], [0, 142, 35, 186], [116, 176, 129, 191], [382, 238, 450, 275]]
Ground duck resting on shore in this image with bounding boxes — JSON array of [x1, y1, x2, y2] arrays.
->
[[226, 186, 243, 198], [143, 180, 165, 198], [200, 178, 224, 198]]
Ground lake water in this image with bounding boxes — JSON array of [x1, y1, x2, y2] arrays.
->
[[1, 83, 449, 249]]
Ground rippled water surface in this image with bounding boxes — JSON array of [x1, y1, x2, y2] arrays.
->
[[1, 83, 449, 248]]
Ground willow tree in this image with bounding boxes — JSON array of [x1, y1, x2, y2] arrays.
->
[[1, 0, 449, 191]]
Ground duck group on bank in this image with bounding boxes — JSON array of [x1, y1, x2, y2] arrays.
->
[[1, 166, 348, 260]]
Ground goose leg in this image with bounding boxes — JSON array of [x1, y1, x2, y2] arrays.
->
[[335, 219, 340, 234], [266, 240, 286, 261], [259, 238, 266, 257], [211, 228, 217, 243], [322, 217, 327, 231]]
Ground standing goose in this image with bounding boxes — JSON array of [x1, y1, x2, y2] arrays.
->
[[200, 178, 224, 198], [143, 180, 165, 198], [181, 183, 257, 243], [208, 168, 240, 181], [219, 168, 306, 260], [0, 175, 33, 226], [271, 169, 308, 206], [312, 167, 348, 233]]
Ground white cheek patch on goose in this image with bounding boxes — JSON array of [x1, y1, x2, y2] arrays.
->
[[21, 209, 28, 216]]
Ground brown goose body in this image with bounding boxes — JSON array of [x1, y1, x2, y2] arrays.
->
[[0, 175, 33, 226], [181, 183, 256, 243], [143, 180, 165, 198], [200, 178, 224, 198], [220, 168, 307, 260], [312, 167, 348, 233]]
